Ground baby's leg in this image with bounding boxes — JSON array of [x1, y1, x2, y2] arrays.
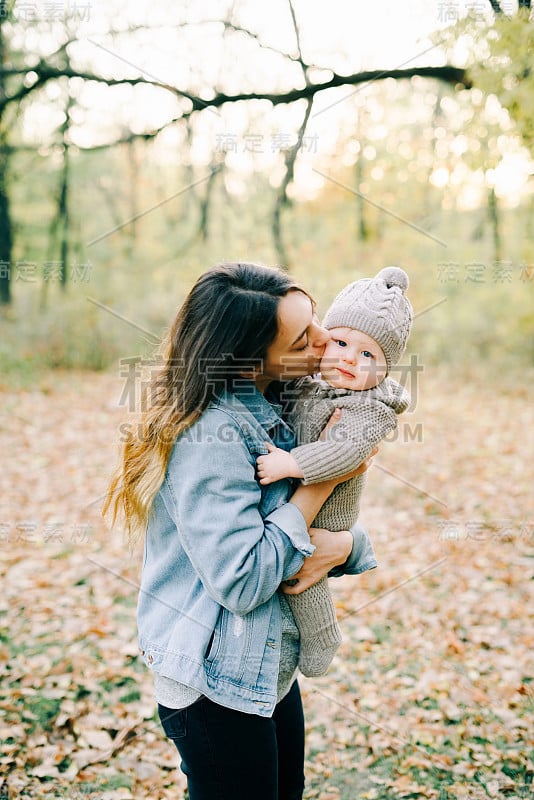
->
[[287, 576, 342, 677]]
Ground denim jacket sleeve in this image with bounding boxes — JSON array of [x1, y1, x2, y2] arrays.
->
[[161, 408, 315, 616]]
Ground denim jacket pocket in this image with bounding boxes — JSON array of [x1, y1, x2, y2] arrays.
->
[[204, 607, 253, 684], [204, 609, 224, 666]]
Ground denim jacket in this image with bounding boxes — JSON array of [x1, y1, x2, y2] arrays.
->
[[137, 380, 376, 717]]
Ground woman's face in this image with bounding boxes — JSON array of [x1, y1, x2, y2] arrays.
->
[[256, 290, 330, 390]]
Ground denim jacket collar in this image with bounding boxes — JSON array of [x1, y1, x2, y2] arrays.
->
[[213, 379, 288, 435]]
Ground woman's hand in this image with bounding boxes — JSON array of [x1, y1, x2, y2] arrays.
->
[[318, 407, 343, 442], [281, 527, 353, 594]]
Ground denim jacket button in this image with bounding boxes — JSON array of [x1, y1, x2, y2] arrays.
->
[[147, 653, 154, 664]]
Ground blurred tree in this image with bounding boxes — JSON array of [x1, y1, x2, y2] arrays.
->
[[0, 5, 468, 305], [354, 108, 370, 242], [479, 12, 534, 153], [435, 1, 532, 260], [3, 0, 530, 307], [0, 0, 13, 304]]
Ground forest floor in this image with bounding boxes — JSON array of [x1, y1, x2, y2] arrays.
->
[[0, 368, 532, 800]]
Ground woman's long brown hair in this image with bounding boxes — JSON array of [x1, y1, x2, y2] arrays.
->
[[103, 262, 307, 546]]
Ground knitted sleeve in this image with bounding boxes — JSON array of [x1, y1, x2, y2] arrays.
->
[[291, 391, 402, 485]]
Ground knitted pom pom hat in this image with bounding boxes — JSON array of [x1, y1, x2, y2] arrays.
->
[[322, 266, 413, 372]]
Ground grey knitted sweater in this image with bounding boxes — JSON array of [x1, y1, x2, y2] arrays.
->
[[286, 375, 410, 528]]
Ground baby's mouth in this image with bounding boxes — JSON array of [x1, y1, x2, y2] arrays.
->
[[335, 367, 355, 378]]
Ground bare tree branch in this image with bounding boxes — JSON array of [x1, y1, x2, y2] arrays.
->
[[0, 62, 470, 115], [219, 19, 313, 69], [0, 67, 163, 112], [273, 92, 311, 199], [272, 96, 313, 266], [487, 0, 504, 14], [198, 165, 220, 241], [273, 0, 313, 267], [67, 18, 320, 68], [288, 0, 305, 63]]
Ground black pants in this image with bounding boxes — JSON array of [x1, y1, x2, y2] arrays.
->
[[158, 680, 305, 800]]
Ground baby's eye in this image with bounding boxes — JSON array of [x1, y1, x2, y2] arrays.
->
[[362, 350, 374, 359], [334, 339, 347, 347]]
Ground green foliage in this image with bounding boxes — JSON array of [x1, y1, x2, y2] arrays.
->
[[437, 7, 534, 154], [475, 9, 534, 153], [19, 695, 62, 734], [2, 49, 534, 385], [3, 158, 533, 384]]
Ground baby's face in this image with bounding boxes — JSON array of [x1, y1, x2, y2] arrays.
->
[[320, 327, 387, 391]]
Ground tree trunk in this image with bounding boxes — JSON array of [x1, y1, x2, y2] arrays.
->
[[58, 144, 70, 288], [272, 197, 289, 269], [199, 164, 218, 242], [126, 138, 138, 258], [355, 150, 369, 241], [0, 8, 12, 305], [488, 186, 501, 263], [0, 147, 12, 305]]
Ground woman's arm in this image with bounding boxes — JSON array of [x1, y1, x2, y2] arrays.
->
[[281, 526, 354, 593], [292, 400, 397, 484], [163, 409, 342, 616], [282, 406, 379, 593], [286, 406, 378, 528], [280, 427, 378, 594]]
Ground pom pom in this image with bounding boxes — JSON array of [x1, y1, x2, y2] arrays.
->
[[376, 266, 409, 292]]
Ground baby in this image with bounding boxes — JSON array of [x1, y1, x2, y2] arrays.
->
[[257, 266, 413, 677]]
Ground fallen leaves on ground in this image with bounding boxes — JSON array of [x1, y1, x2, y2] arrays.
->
[[0, 369, 532, 799]]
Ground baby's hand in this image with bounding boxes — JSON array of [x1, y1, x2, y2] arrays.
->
[[256, 442, 303, 485]]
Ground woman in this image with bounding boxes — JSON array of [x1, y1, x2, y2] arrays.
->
[[105, 262, 375, 800]]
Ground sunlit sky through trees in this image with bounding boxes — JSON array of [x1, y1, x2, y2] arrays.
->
[[16, 0, 533, 207]]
